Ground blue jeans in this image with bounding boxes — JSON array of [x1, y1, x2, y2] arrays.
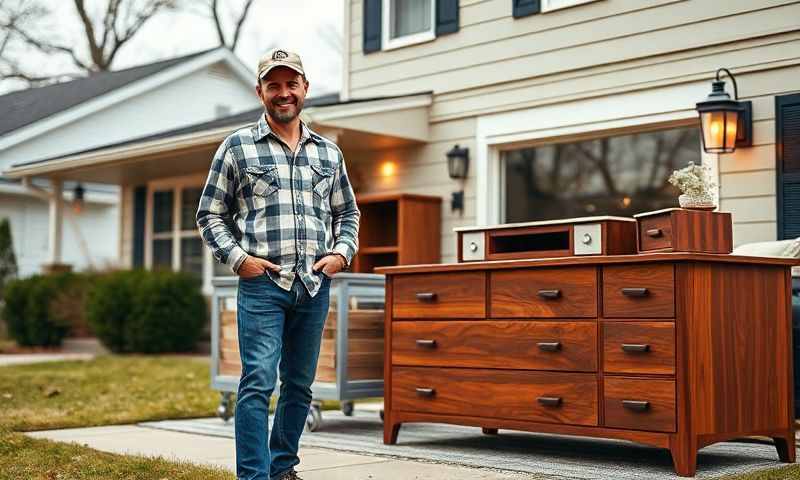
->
[[235, 274, 331, 480]]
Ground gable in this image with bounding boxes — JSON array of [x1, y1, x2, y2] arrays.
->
[[0, 60, 259, 171]]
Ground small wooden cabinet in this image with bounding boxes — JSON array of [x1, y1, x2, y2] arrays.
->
[[377, 254, 797, 477], [352, 193, 441, 273]]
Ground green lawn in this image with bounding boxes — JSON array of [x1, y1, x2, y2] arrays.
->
[[0, 427, 234, 480], [0, 354, 234, 479], [0, 354, 219, 431]]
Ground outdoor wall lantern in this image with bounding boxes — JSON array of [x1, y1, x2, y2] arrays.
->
[[72, 183, 85, 214], [696, 68, 752, 154], [447, 144, 469, 213]]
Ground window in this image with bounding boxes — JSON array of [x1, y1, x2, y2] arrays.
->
[[147, 179, 220, 285], [541, 0, 602, 12], [502, 126, 701, 223], [382, 0, 436, 50]]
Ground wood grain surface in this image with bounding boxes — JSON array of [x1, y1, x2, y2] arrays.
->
[[392, 366, 598, 426], [603, 321, 675, 375], [392, 321, 597, 371], [602, 264, 675, 318], [490, 267, 597, 318]]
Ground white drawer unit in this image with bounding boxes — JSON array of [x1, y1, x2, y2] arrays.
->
[[461, 232, 485, 261], [574, 223, 602, 255]]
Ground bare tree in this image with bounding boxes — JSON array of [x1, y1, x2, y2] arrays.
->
[[0, 0, 178, 88], [185, 0, 256, 53]]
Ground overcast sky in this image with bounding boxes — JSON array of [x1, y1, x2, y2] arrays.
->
[[0, 0, 345, 97]]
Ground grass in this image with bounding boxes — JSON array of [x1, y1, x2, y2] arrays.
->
[[0, 354, 235, 479], [0, 354, 219, 431], [0, 427, 235, 480]]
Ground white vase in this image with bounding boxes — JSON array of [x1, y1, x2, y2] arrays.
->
[[678, 193, 715, 210]]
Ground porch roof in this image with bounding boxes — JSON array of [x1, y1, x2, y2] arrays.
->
[[3, 91, 432, 184]]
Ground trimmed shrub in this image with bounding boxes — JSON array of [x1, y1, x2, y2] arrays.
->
[[86, 270, 206, 353], [85, 270, 144, 353], [2, 273, 74, 347]]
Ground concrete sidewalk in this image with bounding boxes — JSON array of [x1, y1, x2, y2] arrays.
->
[[26, 424, 530, 479]]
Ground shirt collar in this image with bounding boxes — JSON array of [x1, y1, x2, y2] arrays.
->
[[254, 113, 323, 145]]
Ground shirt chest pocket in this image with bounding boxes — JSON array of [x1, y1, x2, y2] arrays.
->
[[245, 165, 280, 197], [311, 163, 335, 199]]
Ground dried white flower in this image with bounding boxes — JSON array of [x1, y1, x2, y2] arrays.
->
[[668, 161, 716, 197]]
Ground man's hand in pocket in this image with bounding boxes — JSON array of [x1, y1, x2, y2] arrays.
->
[[237, 256, 281, 278]]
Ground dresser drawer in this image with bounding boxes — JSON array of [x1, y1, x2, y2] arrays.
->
[[603, 377, 676, 432], [393, 272, 486, 319], [602, 264, 674, 318], [490, 267, 597, 318], [603, 322, 675, 375], [392, 321, 597, 372], [638, 213, 673, 252], [393, 367, 598, 426]]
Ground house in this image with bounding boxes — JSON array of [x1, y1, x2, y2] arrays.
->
[[0, 48, 260, 276], [3, 0, 799, 291]]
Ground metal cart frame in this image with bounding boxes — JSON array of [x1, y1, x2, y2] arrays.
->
[[210, 273, 385, 429]]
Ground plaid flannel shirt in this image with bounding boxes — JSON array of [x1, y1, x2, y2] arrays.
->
[[196, 114, 360, 297]]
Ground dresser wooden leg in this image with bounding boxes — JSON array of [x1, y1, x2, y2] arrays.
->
[[482, 428, 499, 435], [773, 432, 796, 463], [384, 422, 401, 445], [669, 438, 697, 477]]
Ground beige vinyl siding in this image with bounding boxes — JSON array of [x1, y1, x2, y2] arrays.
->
[[350, 118, 478, 263], [349, 0, 799, 97]]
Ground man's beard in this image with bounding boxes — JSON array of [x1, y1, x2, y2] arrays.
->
[[267, 96, 304, 123]]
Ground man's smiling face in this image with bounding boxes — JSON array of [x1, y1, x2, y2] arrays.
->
[[256, 66, 309, 124]]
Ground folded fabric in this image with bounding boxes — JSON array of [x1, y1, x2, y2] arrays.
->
[[732, 237, 800, 276]]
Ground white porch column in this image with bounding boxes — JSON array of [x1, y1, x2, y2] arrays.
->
[[48, 179, 64, 265]]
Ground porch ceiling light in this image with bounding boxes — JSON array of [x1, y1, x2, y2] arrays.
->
[[72, 183, 85, 214], [446, 144, 469, 180], [696, 68, 752, 154]]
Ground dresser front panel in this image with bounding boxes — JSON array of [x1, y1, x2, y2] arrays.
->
[[603, 377, 676, 432], [602, 264, 675, 318], [393, 367, 598, 426], [392, 272, 486, 319], [392, 321, 597, 371], [490, 267, 598, 318], [603, 321, 675, 375]]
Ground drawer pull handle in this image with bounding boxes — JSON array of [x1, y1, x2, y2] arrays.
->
[[415, 292, 437, 302], [621, 343, 651, 353], [415, 339, 437, 349], [622, 400, 650, 412], [537, 342, 562, 352], [416, 387, 436, 398], [646, 228, 663, 238], [537, 289, 561, 299], [621, 287, 649, 297], [537, 396, 563, 407]]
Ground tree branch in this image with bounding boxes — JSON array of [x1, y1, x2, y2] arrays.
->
[[230, 0, 255, 51], [211, 0, 226, 47]]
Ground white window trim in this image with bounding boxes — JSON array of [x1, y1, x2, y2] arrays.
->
[[541, 0, 603, 13], [382, 0, 436, 51], [475, 80, 719, 226], [145, 173, 218, 296]]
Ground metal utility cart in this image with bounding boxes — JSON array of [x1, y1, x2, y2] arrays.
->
[[210, 273, 386, 431]]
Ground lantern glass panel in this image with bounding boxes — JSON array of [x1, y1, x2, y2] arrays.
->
[[724, 110, 739, 151]]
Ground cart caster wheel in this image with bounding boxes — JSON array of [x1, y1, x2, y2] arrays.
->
[[379, 409, 384, 422], [217, 392, 234, 422], [341, 401, 354, 417], [306, 404, 322, 432]]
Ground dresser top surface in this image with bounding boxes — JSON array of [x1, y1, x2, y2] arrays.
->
[[374, 252, 799, 275], [453, 216, 635, 233]]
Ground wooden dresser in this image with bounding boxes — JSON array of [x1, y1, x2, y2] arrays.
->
[[376, 253, 797, 477]]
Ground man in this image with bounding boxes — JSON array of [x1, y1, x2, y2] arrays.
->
[[196, 48, 360, 480]]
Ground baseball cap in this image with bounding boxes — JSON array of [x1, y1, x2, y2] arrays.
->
[[257, 48, 305, 80]]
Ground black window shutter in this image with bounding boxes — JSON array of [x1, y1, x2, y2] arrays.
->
[[436, 0, 460, 36], [133, 185, 147, 268], [363, 0, 382, 54], [777, 93, 800, 240], [513, 0, 540, 18]]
